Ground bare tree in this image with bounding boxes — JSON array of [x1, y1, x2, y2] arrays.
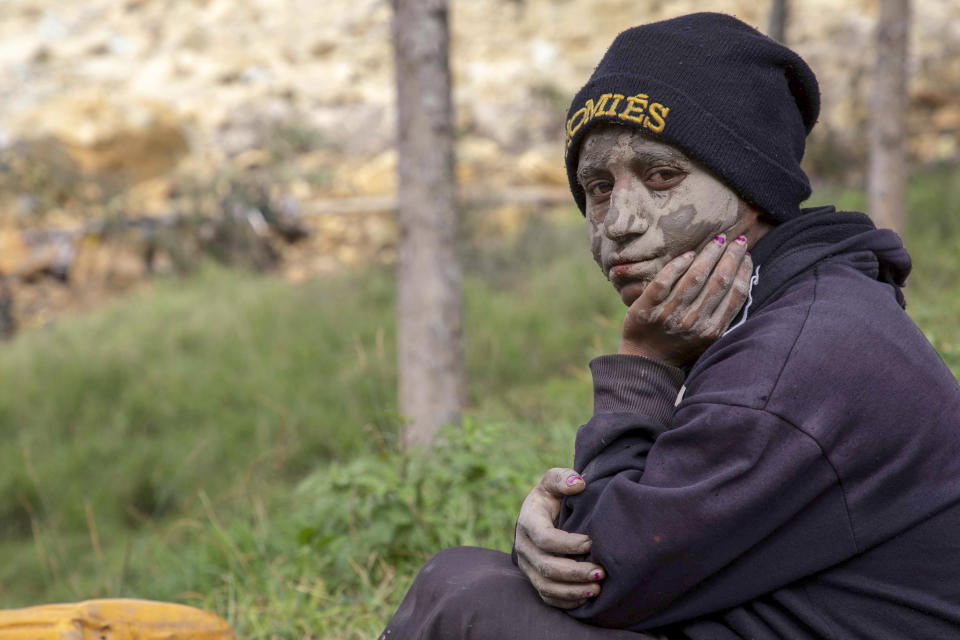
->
[[767, 0, 789, 43], [868, 0, 911, 235], [391, 0, 465, 448], [0, 276, 14, 340]]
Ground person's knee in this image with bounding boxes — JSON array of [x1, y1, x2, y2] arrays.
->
[[414, 546, 516, 596], [383, 547, 525, 639], [420, 545, 475, 578]]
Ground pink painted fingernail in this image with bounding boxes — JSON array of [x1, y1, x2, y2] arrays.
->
[[745, 252, 752, 258], [714, 235, 725, 244], [736, 235, 747, 244], [593, 571, 602, 580], [584, 590, 595, 598], [566, 475, 583, 485]]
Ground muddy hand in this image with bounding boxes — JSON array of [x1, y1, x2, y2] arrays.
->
[[515, 468, 606, 609], [619, 234, 753, 367]]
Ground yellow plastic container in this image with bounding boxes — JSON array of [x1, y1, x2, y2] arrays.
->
[[0, 598, 234, 639]]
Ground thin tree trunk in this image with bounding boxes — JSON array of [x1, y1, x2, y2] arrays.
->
[[392, 0, 464, 448], [767, 0, 789, 43], [868, 0, 910, 235], [0, 276, 14, 340]]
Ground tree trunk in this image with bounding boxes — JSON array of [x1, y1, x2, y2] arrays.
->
[[767, 0, 789, 43], [0, 276, 14, 340], [392, 0, 465, 448], [868, 0, 910, 235]]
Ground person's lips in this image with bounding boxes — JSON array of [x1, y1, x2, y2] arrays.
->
[[608, 257, 658, 280]]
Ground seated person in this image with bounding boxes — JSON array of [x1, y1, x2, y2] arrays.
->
[[380, 12, 960, 639]]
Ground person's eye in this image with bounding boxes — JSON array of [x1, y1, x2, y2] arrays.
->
[[586, 181, 613, 199], [645, 168, 685, 190]]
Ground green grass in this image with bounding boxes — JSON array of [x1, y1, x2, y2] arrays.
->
[[0, 265, 402, 605], [0, 169, 957, 637], [0, 208, 615, 619]]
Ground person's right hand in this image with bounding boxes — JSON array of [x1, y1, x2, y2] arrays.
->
[[514, 468, 606, 609], [619, 234, 753, 367]]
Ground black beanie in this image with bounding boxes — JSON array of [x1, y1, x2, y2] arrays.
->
[[564, 12, 820, 223]]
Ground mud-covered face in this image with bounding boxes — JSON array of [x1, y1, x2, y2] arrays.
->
[[577, 123, 746, 306]]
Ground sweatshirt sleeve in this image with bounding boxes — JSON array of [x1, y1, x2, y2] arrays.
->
[[557, 354, 684, 523], [559, 356, 858, 631]]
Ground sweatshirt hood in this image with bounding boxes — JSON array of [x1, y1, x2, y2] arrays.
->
[[748, 206, 912, 310]]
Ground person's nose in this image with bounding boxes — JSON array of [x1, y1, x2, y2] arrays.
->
[[605, 183, 650, 239]]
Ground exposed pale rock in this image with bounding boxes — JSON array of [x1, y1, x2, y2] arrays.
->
[[1, 0, 959, 327], [333, 150, 398, 197], [2, 0, 957, 185], [127, 177, 176, 215], [12, 91, 189, 188], [516, 148, 567, 187]]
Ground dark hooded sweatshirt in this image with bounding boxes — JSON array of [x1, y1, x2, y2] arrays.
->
[[555, 207, 960, 638]]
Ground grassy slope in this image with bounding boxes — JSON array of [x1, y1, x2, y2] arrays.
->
[[0, 170, 957, 637], [0, 208, 617, 617], [0, 265, 400, 603]]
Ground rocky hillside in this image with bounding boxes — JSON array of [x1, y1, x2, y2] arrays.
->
[[0, 0, 957, 328]]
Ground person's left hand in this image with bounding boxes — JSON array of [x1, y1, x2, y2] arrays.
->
[[514, 468, 606, 609]]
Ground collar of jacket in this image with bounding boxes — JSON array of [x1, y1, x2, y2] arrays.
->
[[746, 206, 912, 311]]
